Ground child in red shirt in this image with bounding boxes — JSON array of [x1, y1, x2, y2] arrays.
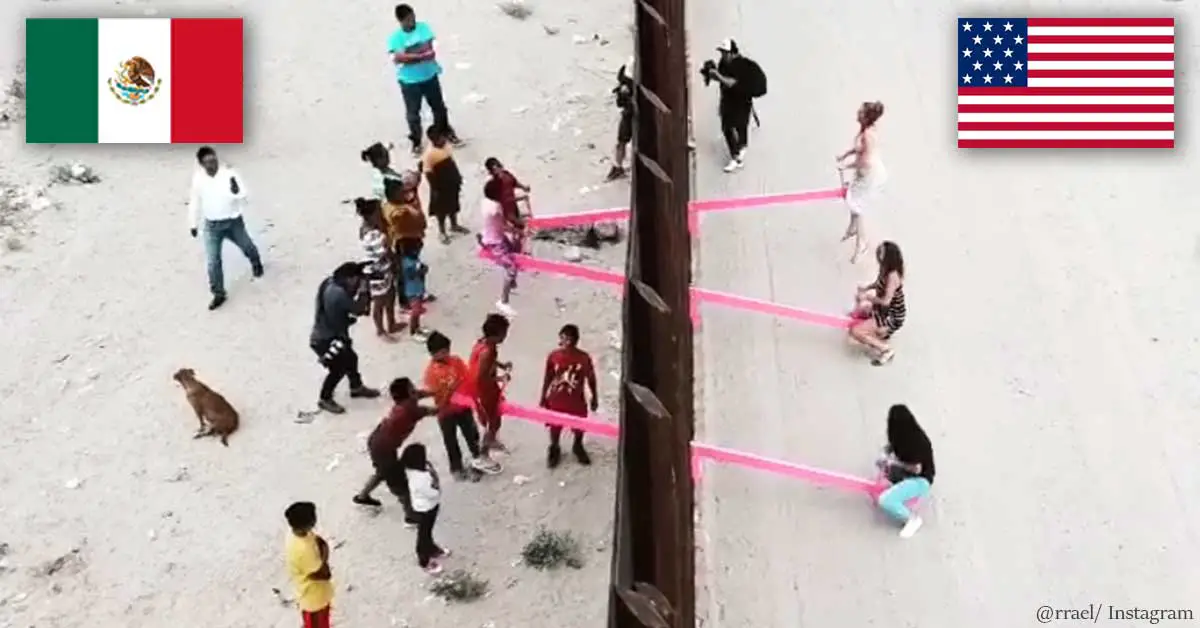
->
[[540, 324, 598, 468], [462, 314, 512, 457], [422, 331, 501, 479]]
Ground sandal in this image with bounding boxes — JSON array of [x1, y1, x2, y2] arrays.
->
[[871, 349, 895, 366]]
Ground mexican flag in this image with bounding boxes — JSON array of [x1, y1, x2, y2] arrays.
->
[[25, 18, 243, 144]]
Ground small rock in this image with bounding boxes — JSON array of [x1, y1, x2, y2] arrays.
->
[[325, 454, 343, 472], [165, 466, 190, 482], [562, 246, 583, 262], [543, 24, 560, 35], [497, 0, 533, 19], [558, 481, 566, 487], [572, 34, 589, 44], [513, 474, 532, 486], [511, 105, 529, 114], [64, 478, 82, 490], [147, 530, 156, 540], [608, 330, 622, 350]]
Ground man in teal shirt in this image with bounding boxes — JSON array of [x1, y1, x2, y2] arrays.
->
[[389, 4, 460, 155]]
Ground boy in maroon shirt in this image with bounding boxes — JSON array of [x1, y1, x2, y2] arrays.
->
[[540, 324, 598, 468], [353, 377, 436, 523]]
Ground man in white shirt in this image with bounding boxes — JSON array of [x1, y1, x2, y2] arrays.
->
[[187, 146, 264, 310]]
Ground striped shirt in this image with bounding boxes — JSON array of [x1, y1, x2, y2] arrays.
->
[[871, 270, 907, 327]]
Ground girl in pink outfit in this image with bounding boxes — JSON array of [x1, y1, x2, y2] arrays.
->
[[479, 179, 519, 317]]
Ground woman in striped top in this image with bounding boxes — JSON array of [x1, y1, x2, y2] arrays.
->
[[850, 240, 906, 365], [356, 198, 400, 340]]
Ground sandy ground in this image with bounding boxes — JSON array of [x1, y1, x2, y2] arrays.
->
[[693, 0, 1200, 626], [0, 0, 638, 626]]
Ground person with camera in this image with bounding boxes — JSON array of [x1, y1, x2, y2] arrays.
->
[[700, 39, 767, 173], [310, 262, 382, 414], [605, 58, 636, 182]]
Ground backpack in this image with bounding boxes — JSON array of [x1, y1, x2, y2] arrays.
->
[[744, 58, 767, 98]]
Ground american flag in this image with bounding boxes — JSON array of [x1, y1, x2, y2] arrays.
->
[[957, 18, 1175, 149]]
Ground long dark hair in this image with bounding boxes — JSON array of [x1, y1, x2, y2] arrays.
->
[[399, 443, 429, 471], [886, 404, 931, 464], [877, 241, 904, 279], [361, 142, 389, 170]]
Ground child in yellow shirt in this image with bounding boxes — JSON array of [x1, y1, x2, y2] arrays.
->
[[285, 501, 334, 628]]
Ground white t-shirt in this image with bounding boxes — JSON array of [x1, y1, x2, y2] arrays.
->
[[406, 467, 440, 512]]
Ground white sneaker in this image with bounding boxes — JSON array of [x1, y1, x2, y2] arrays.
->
[[470, 457, 503, 474], [722, 159, 743, 173], [737, 147, 747, 161], [899, 516, 924, 538], [495, 301, 517, 317]]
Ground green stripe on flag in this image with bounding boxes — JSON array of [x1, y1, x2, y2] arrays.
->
[[26, 19, 100, 144]]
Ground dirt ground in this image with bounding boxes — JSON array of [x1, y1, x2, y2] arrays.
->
[[0, 0, 641, 626]]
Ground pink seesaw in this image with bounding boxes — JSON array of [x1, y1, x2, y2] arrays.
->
[[478, 248, 854, 330], [454, 394, 918, 510], [526, 186, 846, 231]]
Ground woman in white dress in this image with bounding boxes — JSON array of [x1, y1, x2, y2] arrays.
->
[[835, 101, 887, 263]]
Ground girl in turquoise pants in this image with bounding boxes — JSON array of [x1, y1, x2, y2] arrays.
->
[[876, 404, 935, 538]]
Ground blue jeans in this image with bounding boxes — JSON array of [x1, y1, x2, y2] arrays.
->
[[399, 76, 453, 146], [204, 216, 262, 297], [877, 477, 930, 522]]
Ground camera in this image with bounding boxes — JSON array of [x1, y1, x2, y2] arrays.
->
[[699, 59, 717, 85]]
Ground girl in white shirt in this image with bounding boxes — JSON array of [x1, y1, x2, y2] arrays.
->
[[400, 443, 448, 574]]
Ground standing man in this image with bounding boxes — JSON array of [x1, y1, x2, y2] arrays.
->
[[540, 324, 598, 468], [187, 146, 264, 310], [605, 58, 636, 182], [310, 262, 382, 414], [700, 39, 767, 173], [389, 4, 461, 156]]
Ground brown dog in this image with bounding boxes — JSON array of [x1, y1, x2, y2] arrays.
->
[[172, 368, 239, 446]]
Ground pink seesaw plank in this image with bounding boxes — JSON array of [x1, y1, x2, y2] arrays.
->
[[478, 249, 853, 329], [527, 186, 846, 230]]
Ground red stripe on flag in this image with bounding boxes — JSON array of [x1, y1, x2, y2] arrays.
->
[[1027, 35, 1174, 44], [959, 86, 1174, 96], [958, 103, 1173, 113], [1028, 52, 1174, 61], [171, 18, 243, 144], [1026, 69, 1175, 78], [1027, 18, 1174, 28], [958, 121, 1174, 131], [959, 139, 1174, 149]]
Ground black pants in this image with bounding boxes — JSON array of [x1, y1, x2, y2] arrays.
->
[[719, 99, 752, 158], [438, 410, 482, 473], [415, 506, 442, 567], [400, 77, 454, 147], [549, 425, 585, 448], [312, 338, 363, 400], [364, 452, 416, 521]]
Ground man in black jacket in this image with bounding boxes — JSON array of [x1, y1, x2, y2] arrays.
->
[[703, 39, 767, 173], [310, 262, 381, 413]]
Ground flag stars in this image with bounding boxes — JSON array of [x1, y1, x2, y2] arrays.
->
[[1003, 22, 1013, 32], [983, 74, 993, 84], [973, 61, 983, 71], [983, 22, 993, 31], [962, 74, 972, 83], [962, 21, 972, 31], [1014, 35, 1024, 44], [1004, 48, 1014, 58], [983, 48, 993, 58], [1003, 74, 1013, 84], [993, 61, 1002, 71], [1014, 61, 1024, 70], [973, 35, 982, 45], [962, 48, 972, 57], [993, 35, 1003, 45]]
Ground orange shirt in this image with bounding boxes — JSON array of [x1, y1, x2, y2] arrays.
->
[[383, 200, 426, 246], [423, 355, 469, 414]]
